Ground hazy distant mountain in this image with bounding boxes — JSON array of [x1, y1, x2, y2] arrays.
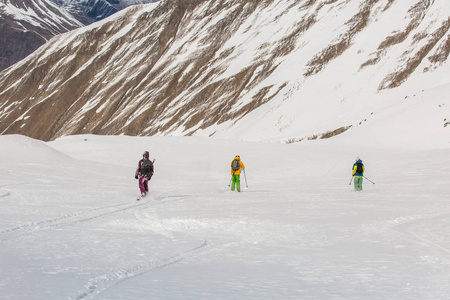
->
[[0, 0, 159, 72], [0, 0, 448, 142], [0, 0, 82, 71], [52, 0, 159, 24]]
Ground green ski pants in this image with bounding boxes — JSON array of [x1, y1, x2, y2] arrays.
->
[[231, 175, 241, 192], [354, 176, 363, 191]]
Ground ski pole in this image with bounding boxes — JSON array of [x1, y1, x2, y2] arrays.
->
[[363, 176, 375, 184], [228, 177, 232, 187], [349, 176, 354, 185], [243, 169, 248, 188]]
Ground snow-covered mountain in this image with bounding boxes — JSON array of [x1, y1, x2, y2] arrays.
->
[[52, 0, 159, 24], [0, 0, 83, 71], [0, 0, 449, 142], [0, 0, 158, 72]]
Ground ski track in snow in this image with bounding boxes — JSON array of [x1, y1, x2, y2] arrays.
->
[[361, 209, 450, 266], [0, 201, 139, 242], [0, 188, 11, 198], [75, 240, 208, 300], [74, 191, 212, 300], [0, 185, 212, 300], [74, 190, 250, 299], [391, 212, 450, 264], [0, 190, 190, 242]]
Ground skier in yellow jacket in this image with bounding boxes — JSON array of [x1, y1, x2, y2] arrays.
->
[[230, 155, 245, 192]]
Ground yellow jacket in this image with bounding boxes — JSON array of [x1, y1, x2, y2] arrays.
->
[[352, 160, 364, 177], [231, 156, 245, 175]]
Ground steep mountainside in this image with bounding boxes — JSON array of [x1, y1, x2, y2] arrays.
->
[[0, 0, 449, 142], [0, 0, 82, 71]]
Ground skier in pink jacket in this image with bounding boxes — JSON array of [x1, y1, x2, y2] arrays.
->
[[135, 151, 154, 197]]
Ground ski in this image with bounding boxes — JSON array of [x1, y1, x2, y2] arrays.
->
[[137, 193, 147, 201]]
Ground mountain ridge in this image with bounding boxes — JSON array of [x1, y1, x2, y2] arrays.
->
[[0, 0, 448, 142]]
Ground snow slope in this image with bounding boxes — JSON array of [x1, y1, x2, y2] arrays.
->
[[1, 124, 449, 299]]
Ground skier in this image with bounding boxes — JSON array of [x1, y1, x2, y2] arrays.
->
[[230, 155, 245, 192], [352, 157, 365, 191], [135, 151, 154, 197]]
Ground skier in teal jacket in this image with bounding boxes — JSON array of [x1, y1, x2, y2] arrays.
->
[[352, 157, 365, 191]]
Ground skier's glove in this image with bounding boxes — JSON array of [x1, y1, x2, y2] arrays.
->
[[135, 175, 138, 179]]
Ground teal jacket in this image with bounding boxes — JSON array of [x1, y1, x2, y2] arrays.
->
[[352, 160, 364, 177]]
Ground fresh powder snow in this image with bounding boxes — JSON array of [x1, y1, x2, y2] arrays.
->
[[0, 107, 449, 299]]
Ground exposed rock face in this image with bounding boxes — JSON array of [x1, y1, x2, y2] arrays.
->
[[53, 0, 159, 24], [0, 0, 448, 141], [0, 0, 82, 71], [0, 20, 45, 72], [52, 0, 118, 24]]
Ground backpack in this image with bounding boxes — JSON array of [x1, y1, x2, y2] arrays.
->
[[356, 162, 363, 174], [140, 159, 154, 176], [231, 159, 240, 171]]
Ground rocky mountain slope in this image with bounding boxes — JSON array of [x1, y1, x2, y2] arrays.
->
[[0, 0, 82, 71], [0, 0, 449, 142]]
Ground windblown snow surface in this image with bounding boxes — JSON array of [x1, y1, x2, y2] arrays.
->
[[0, 83, 450, 299]]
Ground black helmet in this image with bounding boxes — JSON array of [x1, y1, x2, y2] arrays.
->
[[143, 151, 149, 158]]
